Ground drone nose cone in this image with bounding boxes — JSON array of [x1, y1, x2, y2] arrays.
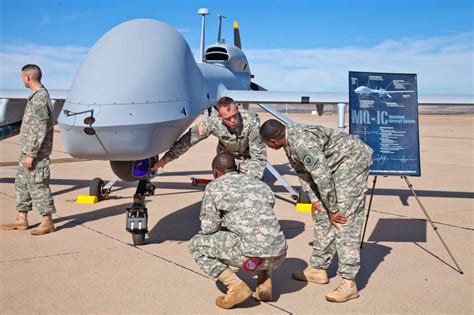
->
[[66, 18, 202, 105], [58, 19, 204, 160]]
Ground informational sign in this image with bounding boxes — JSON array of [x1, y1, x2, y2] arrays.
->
[[349, 71, 421, 176]]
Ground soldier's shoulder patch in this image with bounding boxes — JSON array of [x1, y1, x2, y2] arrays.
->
[[300, 152, 318, 168], [303, 154, 318, 168], [34, 106, 50, 121]]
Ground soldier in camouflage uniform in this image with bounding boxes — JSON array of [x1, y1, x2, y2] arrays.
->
[[152, 97, 267, 179], [260, 119, 373, 303], [189, 152, 287, 309], [0, 64, 56, 235]]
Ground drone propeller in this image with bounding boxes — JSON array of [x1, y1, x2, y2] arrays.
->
[[233, 21, 241, 48]]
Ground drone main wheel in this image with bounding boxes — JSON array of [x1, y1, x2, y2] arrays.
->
[[132, 232, 146, 246], [90, 177, 105, 201]]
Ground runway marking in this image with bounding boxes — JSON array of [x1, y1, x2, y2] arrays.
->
[[0, 157, 89, 167], [0, 247, 119, 264], [0, 191, 15, 199]]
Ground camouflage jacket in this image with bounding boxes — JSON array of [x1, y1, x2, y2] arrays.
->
[[20, 87, 54, 159], [162, 110, 267, 178], [284, 123, 373, 213], [199, 171, 287, 258]]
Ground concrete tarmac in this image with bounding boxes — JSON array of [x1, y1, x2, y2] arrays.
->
[[0, 112, 472, 314]]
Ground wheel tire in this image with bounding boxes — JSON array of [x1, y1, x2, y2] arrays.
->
[[132, 232, 146, 246], [90, 177, 105, 201]]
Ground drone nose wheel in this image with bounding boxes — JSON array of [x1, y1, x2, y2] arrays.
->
[[132, 231, 146, 246], [125, 179, 151, 246]]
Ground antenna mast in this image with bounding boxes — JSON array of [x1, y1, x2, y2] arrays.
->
[[198, 8, 210, 63], [217, 14, 226, 43]]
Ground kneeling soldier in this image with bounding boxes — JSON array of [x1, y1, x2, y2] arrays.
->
[[189, 152, 287, 309]]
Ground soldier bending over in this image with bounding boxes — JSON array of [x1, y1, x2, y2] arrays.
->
[[152, 97, 267, 179], [260, 119, 372, 303]]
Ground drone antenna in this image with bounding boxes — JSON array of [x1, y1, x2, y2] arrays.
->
[[198, 8, 210, 62], [217, 14, 226, 44]]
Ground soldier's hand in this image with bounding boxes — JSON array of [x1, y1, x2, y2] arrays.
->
[[327, 211, 347, 230], [151, 159, 166, 170], [23, 156, 34, 170], [311, 201, 321, 221]]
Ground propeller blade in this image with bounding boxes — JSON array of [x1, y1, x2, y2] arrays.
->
[[233, 21, 241, 48]]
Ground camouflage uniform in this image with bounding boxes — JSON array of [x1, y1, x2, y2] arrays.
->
[[189, 172, 287, 278], [15, 87, 56, 215], [162, 110, 267, 179], [284, 123, 372, 280]]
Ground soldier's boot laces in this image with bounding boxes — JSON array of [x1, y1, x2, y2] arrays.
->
[[325, 278, 359, 303], [31, 214, 55, 235], [216, 268, 253, 309], [292, 267, 329, 284], [0, 212, 28, 230], [255, 270, 272, 302]]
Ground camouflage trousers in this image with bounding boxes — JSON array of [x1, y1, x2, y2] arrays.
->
[[15, 154, 56, 215], [189, 231, 286, 278], [310, 164, 370, 280]]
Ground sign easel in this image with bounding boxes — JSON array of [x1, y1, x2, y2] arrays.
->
[[349, 71, 463, 274]]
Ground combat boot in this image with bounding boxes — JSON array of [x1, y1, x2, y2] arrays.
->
[[215, 268, 253, 309], [31, 213, 55, 235], [0, 212, 28, 230], [255, 270, 272, 302], [325, 278, 359, 302], [292, 267, 329, 284]]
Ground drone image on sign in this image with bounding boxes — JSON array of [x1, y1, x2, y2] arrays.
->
[[349, 71, 421, 176]]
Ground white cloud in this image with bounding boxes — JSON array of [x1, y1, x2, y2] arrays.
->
[[1, 33, 472, 94], [0, 43, 89, 89], [246, 33, 474, 94]]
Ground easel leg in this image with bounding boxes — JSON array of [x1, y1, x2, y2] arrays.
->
[[360, 176, 377, 248], [403, 176, 464, 274]]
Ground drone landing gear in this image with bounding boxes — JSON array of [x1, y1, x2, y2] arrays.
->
[[88, 177, 118, 201], [126, 179, 155, 245]]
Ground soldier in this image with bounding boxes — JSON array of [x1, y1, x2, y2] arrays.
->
[[0, 64, 56, 235], [152, 96, 267, 179], [259, 119, 373, 303], [188, 152, 287, 309]]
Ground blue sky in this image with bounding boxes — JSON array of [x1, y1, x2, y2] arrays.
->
[[1, 0, 473, 93]]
